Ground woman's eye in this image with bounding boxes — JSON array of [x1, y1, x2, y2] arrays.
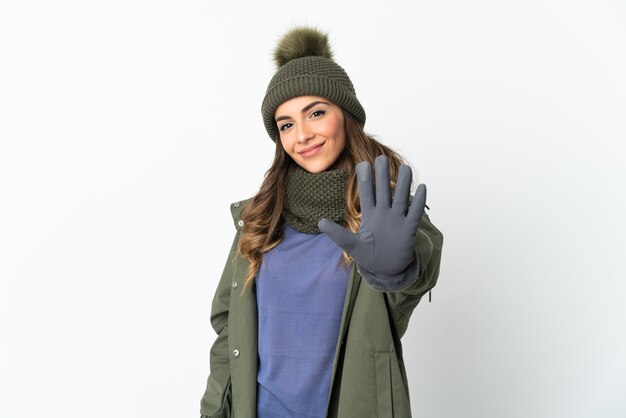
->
[[279, 123, 292, 131], [311, 110, 326, 118]]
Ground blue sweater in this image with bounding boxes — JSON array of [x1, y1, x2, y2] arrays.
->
[[256, 224, 351, 418]]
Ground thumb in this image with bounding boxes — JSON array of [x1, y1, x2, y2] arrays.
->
[[318, 218, 358, 253]]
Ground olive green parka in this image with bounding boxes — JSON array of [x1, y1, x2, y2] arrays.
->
[[200, 196, 444, 418]]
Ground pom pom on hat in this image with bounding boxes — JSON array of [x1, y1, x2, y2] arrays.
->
[[273, 26, 335, 68]]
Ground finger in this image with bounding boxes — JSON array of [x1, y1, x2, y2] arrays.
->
[[318, 218, 358, 253], [374, 155, 391, 208], [406, 183, 427, 230], [355, 160, 374, 219], [392, 164, 412, 215]]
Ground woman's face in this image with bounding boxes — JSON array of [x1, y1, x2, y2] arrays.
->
[[275, 95, 346, 173]]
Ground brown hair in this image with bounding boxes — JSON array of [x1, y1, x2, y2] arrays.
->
[[237, 108, 409, 291]]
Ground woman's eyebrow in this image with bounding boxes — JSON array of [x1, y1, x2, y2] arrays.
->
[[275, 101, 330, 123]]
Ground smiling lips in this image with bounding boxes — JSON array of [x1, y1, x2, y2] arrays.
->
[[298, 142, 324, 157]]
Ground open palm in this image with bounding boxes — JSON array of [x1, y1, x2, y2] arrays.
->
[[318, 155, 427, 277]]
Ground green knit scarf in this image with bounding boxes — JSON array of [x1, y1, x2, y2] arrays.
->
[[284, 165, 348, 234]]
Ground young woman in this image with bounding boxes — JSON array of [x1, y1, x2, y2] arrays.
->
[[199, 26, 444, 418]]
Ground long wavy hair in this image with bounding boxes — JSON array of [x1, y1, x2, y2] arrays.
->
[[238, 107, 409, 292]]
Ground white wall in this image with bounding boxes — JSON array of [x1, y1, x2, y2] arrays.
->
[[1, 1, 625, 417]]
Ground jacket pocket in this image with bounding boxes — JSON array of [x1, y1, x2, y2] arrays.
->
[[374, 351, 393, 418]]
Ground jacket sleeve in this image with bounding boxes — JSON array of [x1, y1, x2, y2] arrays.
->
[[199, 227, 241, 418], [392, 210, 443, 336], [360, 208, 444, 337]]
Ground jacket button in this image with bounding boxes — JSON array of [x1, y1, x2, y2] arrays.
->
[[233, 201, 240, 207], [238, 220, 244, 227], [233, 349, 240, 357], [232, 281, 238, 289]]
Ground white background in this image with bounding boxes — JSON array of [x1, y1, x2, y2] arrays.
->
[[1, 1, 625, 417]]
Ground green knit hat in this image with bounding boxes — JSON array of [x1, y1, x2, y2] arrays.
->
[[261, 26, 367, 142]]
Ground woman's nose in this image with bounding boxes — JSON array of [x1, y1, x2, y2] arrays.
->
[[296, 122, 314, 143]]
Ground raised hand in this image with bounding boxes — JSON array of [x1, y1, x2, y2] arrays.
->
[[318, 154, 426, 278]]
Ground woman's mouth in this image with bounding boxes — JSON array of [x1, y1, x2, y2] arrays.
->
[[300, 143, 324, 158]]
